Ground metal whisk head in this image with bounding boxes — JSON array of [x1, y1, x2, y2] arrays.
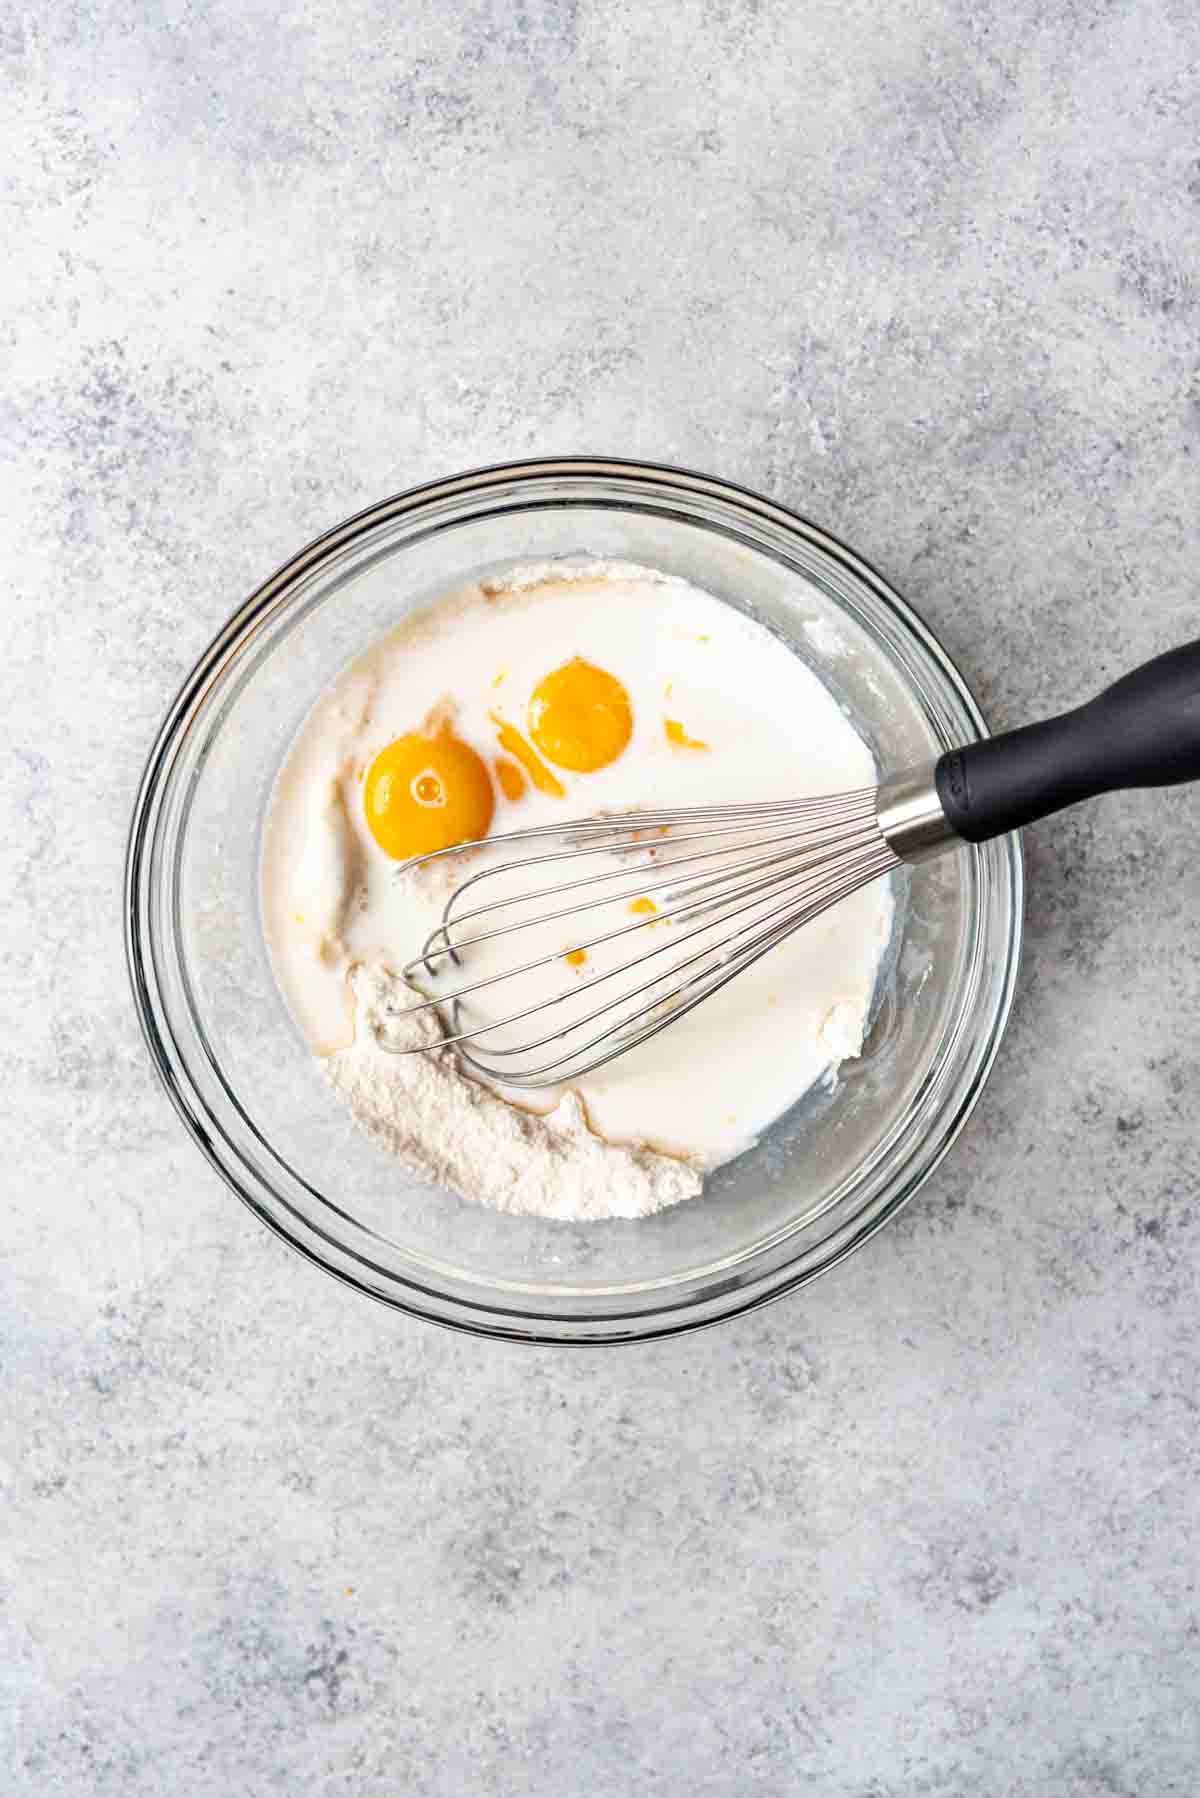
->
[[383, 789, 905, 1089]]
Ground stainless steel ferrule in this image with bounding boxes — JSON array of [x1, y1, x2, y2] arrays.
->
[[875, 763, 962, 865]]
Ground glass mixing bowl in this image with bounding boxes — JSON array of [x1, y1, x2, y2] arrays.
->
[[126, 459, 1022, 1342]]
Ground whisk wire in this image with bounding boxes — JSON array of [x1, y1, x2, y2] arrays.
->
[[454, 839, 898, 1086], [384, 790, 898, 1088], [410, 793, 879, 970], [405, 804, 881, 985]]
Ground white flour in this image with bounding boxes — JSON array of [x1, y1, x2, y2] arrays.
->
[[326, 964, 703, 1221]]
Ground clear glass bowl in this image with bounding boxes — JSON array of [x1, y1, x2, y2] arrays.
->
[[126, 459, 1023, 1342]]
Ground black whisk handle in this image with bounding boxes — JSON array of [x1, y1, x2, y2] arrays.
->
[[934, 639, 1200, 842]]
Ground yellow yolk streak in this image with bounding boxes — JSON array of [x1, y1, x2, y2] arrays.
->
[[490, 714, 566, 799], [665, 718, 709, 751], [629, 897, 658, 915], [494, 757, 526, 802]]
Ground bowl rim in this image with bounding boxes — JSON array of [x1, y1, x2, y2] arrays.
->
[[125, 455, 1024, 1343]]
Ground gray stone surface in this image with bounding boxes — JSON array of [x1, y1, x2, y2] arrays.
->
[[4, 0, 1200, 1790]]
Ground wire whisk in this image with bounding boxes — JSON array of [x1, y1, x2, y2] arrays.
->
[[378, 633, 1200, 1086], [387, 790, 902, 1088]]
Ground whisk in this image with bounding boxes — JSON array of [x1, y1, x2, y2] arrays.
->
[[387, 640, 1200, 1088]]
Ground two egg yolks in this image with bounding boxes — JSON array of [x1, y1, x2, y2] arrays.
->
[[364, 659, 634, 858]]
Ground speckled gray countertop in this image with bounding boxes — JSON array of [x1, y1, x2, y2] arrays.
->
[[5, 2, 1200, 1792]]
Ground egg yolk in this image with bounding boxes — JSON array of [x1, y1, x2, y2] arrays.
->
[[564, 948, 588, 969], [363, 726, 494, 859], [629, 896, 658, 916], [529, 658, 633, 773]]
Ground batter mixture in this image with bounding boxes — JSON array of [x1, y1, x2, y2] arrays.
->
[[262, 560, 893, 1219]]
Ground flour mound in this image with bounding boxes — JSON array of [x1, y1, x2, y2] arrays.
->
[[325, 965, 703, 1221]]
